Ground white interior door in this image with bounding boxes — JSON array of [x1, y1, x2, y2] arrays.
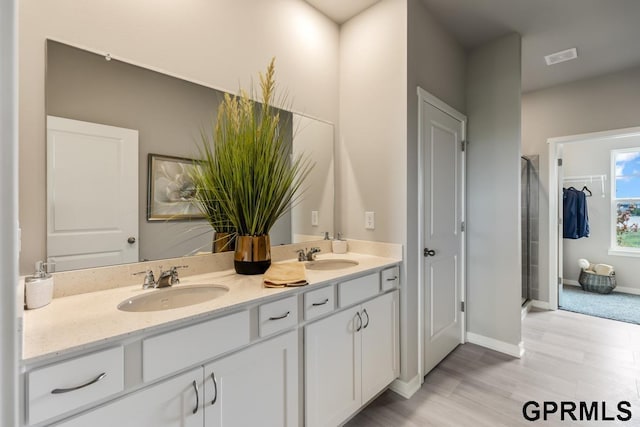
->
[[47, 116, 138, 271], [419, 91, 465, 376]]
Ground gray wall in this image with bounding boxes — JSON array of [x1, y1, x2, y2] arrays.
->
[[338, 0, 467, 383], [522, 64, 640, 302], [406, 0, 466, 381], [466, 33, 523, 347], [562, 136, 640, 292], [46, 41, 293, 263]]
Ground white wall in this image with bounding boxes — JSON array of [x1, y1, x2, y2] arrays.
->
[[466, 34, 523, 349], [562, 136, 640, 292], [19, 0, 339, 273], [522, 65, 640, 302], [337, 0, 407, 244], [1, 0, 19, 424]]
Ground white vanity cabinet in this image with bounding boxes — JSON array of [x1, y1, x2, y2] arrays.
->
[[55, 331, 298, 427], [203, 330, 298, 427], [305, 289, 399, 427], [55, 367, 203, 427]]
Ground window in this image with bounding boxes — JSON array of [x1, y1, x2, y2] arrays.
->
[[611, 148, 640, 254]]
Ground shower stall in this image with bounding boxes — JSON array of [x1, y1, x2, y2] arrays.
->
[[521, 155, 540, 305]]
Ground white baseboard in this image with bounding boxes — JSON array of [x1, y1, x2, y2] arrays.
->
[[531, 299, 552, 310], [388, 375, 421, 399], [564, 280, 640, 295], [521, 300, 532, 320], [466, 332, 524, 358]]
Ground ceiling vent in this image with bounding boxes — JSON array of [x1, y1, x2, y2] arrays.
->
[[545, 48, 578, 66]]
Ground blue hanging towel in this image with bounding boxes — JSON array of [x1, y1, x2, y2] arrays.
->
[[576, 189, 590, 238], [563, 188, 578, 239], [563, 187, 590, 239]]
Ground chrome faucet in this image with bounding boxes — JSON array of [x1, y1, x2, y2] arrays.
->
[[133, 265, 188, 289], [295, 247, 321, 262]]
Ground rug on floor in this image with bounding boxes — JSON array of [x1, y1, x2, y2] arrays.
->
[[560, 285, 640, 325]]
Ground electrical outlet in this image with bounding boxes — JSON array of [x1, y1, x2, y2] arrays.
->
[[311, 210, 319, 226], [365, 211, 375, 230]]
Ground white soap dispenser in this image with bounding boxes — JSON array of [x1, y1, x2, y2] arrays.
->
[[332, 232, 347, 254], [25, 261, 54, 309]]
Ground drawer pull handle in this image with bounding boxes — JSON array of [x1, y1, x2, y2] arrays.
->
[[51, 372, 106, 394], [362, 309, 370, 329], [269, 311, 291, 321], [192, 380, 199, 414], [211, 372, 218, 405], [356, 312, 363, 332], [386, 276, 398, 281], [312, 298, 329, 307]]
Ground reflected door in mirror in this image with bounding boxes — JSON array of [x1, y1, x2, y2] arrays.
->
[[47, 116, 139, 271]]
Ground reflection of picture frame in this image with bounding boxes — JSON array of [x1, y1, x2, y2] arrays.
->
[[147, 153, 205, 221]]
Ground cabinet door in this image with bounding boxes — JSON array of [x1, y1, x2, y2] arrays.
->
[[204, 331, 298, 427], [305, 308, 361, 427], [55, 367, 203, 427], [361, 290, 399, 403]]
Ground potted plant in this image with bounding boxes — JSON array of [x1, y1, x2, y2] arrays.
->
[[194, 59, 312, 274], [191, 168, 236, 252]]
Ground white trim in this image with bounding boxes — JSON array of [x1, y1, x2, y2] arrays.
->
[[388, 375, 422, 399], [531, 300, 552, 310], [521, 300, 533, 320], [548, 126, 640, 312], [563, 279, 580, 287], [608, 248, 640, 257], [466, 333, 525, 358], [416, 87, 467, 381]]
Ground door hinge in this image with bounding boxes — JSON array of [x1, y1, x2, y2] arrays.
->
[[461, 221, 466, 232], [460, 301, 465, 312], [557, 158, 563, 167], [558, 277, 562, 285], [461, 140, 467, 152]]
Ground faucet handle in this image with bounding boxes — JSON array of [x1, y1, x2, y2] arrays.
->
[[133, 269, 156, 289], [295, 249, 306, 262], [169, 265, 188, 285]]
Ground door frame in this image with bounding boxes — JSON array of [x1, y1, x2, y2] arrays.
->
[[417, 87, 467, 380], [547, 125, 640, 310]]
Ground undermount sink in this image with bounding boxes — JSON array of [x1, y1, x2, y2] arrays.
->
[[305, 259, 359, 271], [118, 284, 229, 312]]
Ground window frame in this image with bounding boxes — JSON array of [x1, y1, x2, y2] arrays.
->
[[609, 147, 640, 257]]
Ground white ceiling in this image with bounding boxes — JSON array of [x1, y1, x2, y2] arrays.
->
[[303, 0, 382, 23], [306, 0, 640, 93]]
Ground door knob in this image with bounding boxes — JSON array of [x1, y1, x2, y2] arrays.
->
[[423, 248, 436, 257], [127, 237, 136, 244]]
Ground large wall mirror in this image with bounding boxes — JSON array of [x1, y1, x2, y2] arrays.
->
[[44, 40, 334, 271]]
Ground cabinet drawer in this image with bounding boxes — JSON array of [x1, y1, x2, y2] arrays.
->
[[338, 273, 380, 307], [27, 346, 124, 425], [304, 285, 335, 321], [143, 310, 249, 382], [381, 266, 399, 291], [259, 296, 298, 337]]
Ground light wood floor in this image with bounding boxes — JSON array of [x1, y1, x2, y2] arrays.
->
[[346, 309, 640, 426]]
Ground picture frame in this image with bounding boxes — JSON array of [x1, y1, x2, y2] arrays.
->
[[147, 153, 205, 221]]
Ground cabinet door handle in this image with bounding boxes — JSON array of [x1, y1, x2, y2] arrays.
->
[[312, 298, 329, 307], [386, 276, 398, 282], [210, 372, 218, 405], [362, 309, 370, 329], [269, 311, 290, 321], [51, 372, 106, 394], [356, 312, 363, 332], [192, 380, 199, 414]]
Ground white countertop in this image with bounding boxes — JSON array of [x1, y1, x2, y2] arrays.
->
[[22, 252, 400, 363]]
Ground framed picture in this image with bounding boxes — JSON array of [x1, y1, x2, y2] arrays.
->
[[147, 153, 205, 221]]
